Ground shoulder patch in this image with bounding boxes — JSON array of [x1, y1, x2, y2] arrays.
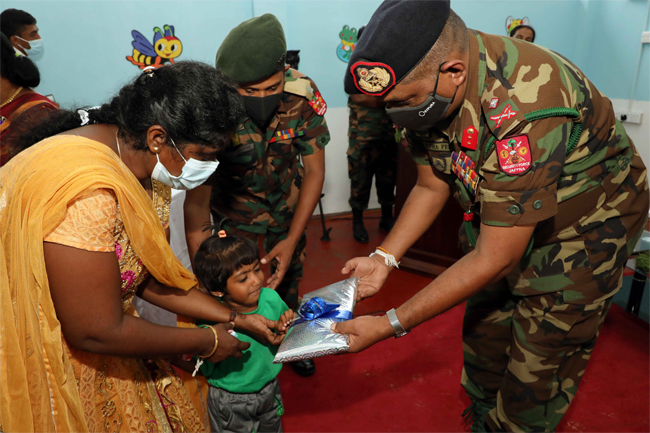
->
[[496, 134, 531, 175], [284, 77, 315, 101], [307, 91, 327, 115], [284, 76, 327, 115], [482, 98, 526, 139]]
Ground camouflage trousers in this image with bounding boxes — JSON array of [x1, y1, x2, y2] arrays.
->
[[347, 99, 397, 211], [347, 137, 397, 211], [222, 220, 306, 311], [461, 279, 614, 432]]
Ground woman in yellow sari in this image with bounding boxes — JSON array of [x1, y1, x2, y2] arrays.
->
[[0, 62, 283, 432]]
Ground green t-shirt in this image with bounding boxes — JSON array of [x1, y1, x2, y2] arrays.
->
[[197, 288, 288, 393]]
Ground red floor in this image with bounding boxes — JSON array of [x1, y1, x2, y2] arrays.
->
[[276, 213, 650, 432]]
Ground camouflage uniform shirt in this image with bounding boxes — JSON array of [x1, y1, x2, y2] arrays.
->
[[209, 68, 330, 233], [407, 30, 649, 303]]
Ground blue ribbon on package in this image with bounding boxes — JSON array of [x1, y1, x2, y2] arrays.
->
[[292, 297, 353, 326]]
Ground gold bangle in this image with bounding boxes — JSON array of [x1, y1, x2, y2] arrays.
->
[[198, 325, 218, 359]]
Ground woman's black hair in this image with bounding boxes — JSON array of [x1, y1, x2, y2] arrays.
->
[[0, 32, 39, 88], [509, 25, 536, 42], [15, 61, 245, 151], [194, 220, 260, 296]]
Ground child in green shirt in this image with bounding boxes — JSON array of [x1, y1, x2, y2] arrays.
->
[[193, 228, 294, 433]]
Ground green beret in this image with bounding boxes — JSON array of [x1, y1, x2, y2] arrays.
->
[[216, 13, 286, 84]]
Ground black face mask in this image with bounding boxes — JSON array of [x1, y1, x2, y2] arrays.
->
[[242, 93, 283, 127], [386, 63, 458, 132]]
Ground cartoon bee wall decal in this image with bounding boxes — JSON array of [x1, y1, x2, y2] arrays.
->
[[126, 25, 182, 69], [505, 16, 530, 35]]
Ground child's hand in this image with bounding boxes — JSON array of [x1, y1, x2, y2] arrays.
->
[[276, 309, 296, 334], [170, 355, 198, 374]]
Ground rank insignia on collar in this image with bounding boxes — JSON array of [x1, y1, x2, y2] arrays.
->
[[489, 104, 517, 128], [489, 98, 499, 109], [308, 91, 327, 116], [451, 151, 480, 196], [462, 125, 478, 150], [269, 128, 307, 143], [350, 61, 396, 96], [496, 134, 531, 175]]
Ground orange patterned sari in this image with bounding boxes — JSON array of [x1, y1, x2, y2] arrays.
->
[[0, 136, 207, 432]]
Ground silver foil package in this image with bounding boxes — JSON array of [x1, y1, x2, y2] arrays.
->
[[273, 277, 358, 363]]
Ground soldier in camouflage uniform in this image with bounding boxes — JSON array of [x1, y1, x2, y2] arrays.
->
[[347, 94, 397, 243], [184, 14, 329, 377], [333, 1, 649, 432]]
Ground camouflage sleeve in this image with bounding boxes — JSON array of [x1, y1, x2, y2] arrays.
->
[[479, 117, 572, 227], [404, 129, 432, 166], [295, 79, 330, 156]]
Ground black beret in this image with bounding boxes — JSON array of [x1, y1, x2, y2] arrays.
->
[[216, 13, 286, 84], [344, 0, 450, 96]]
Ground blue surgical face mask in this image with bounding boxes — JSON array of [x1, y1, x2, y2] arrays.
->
[[16, 36, 44, 62], [151, 138, 219, 190]]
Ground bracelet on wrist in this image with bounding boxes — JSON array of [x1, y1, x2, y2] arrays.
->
[[370, 247, 400, 269], [229, 309, 237, 324], [198, 325, 219, 359]]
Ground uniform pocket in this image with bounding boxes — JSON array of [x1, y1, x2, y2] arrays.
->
[[220, 143, 258, 179], [268, 138, 293, 156], [506, 240, 592, 297]]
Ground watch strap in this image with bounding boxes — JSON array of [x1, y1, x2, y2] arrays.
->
[[386, 308, 409, 338]]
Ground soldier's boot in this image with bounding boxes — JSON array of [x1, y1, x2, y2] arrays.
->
[[379, 205, 394, 232], [352, 209, 369, 243], [290, 359, 316, 377]]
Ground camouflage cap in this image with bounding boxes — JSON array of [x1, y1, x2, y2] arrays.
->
[[216, 13, 287, 84], [344, 0, 450, 96]]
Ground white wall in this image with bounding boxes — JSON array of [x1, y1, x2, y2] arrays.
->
[[318, 106, 380, 216]]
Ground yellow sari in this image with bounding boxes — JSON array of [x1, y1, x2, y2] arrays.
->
[[0, 136, 207, 432]]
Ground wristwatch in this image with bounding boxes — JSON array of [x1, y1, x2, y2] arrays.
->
[[386, 308, 410, 338]]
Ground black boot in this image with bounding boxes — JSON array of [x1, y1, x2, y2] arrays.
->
[[379, 205, 394, 232], [352, 209, 369, 243], [290, 359, 316, 377]]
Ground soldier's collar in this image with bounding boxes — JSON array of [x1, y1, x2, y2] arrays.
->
[[276, 92, 290, 113], [447, 31, 483, 146]]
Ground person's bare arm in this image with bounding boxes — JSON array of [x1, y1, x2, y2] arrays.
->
[[341, 163, 451, 300], [138, 276, 284, 345], [261, 150, 325, 288], [184, 184, 213, 270], [333, 222, 535, 352], [44, 242, 250, 361]]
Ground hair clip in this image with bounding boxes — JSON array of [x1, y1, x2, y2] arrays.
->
[[142, 66, 156, 77], [77, 106, 102, 126], [77, 109, 90, 126], [218, 230, 227, 238]]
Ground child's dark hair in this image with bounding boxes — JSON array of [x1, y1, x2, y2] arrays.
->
[[194, 221, 260, 295]]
